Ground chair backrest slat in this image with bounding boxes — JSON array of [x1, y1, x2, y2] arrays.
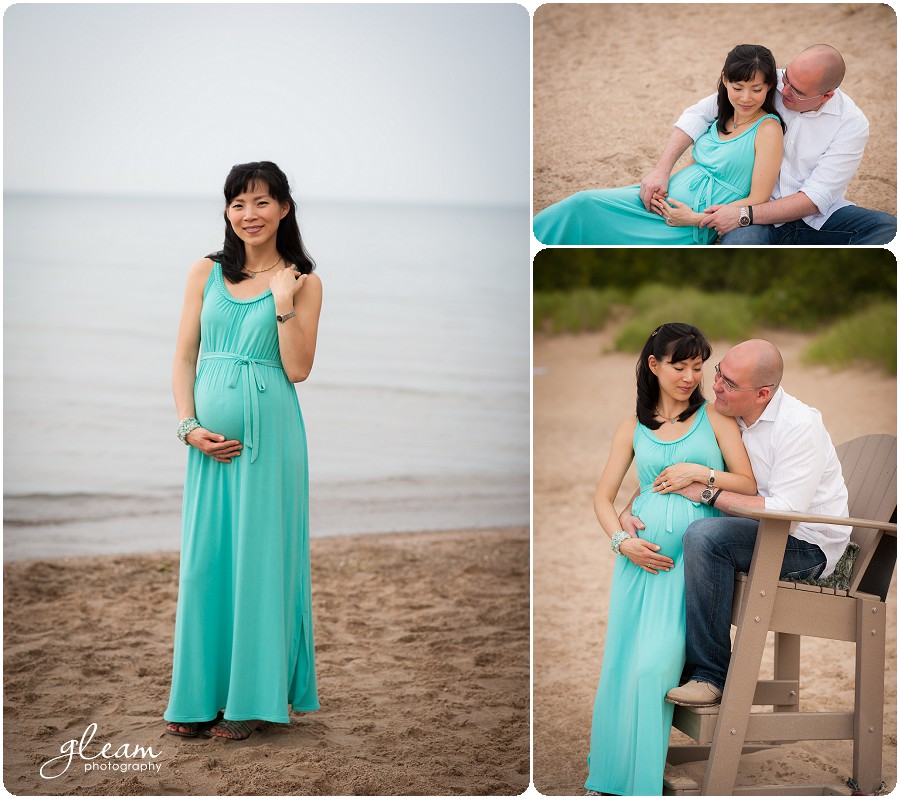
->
[[835, 434, 897, 601]]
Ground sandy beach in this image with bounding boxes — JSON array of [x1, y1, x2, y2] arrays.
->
[[533, 326, 897, 794], [533, 3, 897, 216], [3, 526, 529, 796]]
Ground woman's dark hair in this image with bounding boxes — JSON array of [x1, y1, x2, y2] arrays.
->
[[716, 44, 786, 135], [636, 323, 712, 430], [207, 161, 316, 283]]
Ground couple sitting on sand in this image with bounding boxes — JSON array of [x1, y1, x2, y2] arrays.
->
[[585, 323, 851, 796], [534, 43, 896, 245]]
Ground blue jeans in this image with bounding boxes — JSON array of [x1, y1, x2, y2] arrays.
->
[[720, 204, 897, 245], [682, 516, 826, 690]]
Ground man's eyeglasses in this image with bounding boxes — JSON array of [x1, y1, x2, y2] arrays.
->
[[714, 363, 775, 393], [782, 65, 827, 102]]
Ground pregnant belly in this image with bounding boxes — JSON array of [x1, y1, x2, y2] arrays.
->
[[194, 375, 245, 442]]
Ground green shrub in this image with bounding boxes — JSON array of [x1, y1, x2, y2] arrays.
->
[[533, 288, 625, 333], [613, 285, 756, 351], [803, 302, 897, 375]]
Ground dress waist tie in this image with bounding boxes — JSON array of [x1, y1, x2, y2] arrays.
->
[[686, 165, 745, 245], [640, 484, 700, 534], [199, 352, 283, 464]]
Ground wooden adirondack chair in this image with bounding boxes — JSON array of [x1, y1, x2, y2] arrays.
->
[[665, 433, 897, 796]]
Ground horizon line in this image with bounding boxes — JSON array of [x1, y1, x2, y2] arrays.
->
[[3, 188, 527, 212]]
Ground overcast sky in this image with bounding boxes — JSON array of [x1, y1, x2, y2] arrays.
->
[[4, 3, 529, 204]]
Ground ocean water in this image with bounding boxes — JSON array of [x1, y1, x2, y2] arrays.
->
[[3, 194, 530, 559]]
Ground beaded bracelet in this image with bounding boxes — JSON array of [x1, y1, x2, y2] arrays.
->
[[177, 417, 201, 445], [610, 530, 630, 555]]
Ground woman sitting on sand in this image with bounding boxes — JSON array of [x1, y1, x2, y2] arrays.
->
[[585, 323, 757, 795], [164, 161, 322, 741], [533, 44, 784, 245]]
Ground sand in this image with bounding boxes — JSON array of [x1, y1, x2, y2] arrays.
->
[[3, 527, 529, 796], [533, 326, 897, 794], [533, 3, 897, 216]]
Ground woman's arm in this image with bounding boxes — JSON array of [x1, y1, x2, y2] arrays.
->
[[593, 417, 638, 535], [172, 258, 243, 463], [595, 417, 675, 574], [652, 406, 757, 496], [726, 117, 784, 206], [270, 268, 323, 383], [172, 258, 213, 421]]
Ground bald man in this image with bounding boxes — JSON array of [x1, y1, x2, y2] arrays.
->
[[621, 340, 852, 707], [640, 44, 896, 245]]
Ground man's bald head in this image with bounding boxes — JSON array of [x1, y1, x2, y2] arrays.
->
[[730, 339, 784, 390], [795, 44, 846, 94]]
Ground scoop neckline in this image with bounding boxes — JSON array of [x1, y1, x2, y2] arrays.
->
[[711, 114, 772, 143], [641, 402, 708, 445], [214, 263, 272, 304]]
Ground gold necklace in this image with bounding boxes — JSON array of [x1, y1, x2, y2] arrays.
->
[[245, 255, 282, 279], [655, 405, 683, 425], [729, 110, 763, 132]]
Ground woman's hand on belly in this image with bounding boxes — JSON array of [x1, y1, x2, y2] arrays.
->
[[654, 196, 702, 227], [185, 427, 243, 463], [619, 536, 675, 574]]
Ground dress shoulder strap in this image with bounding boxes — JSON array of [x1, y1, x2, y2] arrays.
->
[[753, 113, 783, 130]]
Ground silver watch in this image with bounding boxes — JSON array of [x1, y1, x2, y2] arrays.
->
[[276, 309, 297, 323], [739, 206, 751, 227]]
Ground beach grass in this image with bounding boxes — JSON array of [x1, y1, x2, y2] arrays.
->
[[535, 284, 897, 377], [803, 302, 897, 375], [613, 285, 756, 351], [533, 287, 626, 333]]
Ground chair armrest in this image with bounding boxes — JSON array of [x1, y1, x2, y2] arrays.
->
[[727, 505, 897, 536]]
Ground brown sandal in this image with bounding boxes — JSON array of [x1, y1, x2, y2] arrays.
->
[[209, 719, 260, 740]]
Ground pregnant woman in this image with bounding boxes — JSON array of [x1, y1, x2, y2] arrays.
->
[[586, 323, 757, 794], [533, 44, 784, 245], [164, 161, 323, 740]]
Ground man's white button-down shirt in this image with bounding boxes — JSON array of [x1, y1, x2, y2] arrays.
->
[[673, 69, 869, 229], [737, 387, 851, 577]]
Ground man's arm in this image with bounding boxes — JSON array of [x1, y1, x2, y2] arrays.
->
[[698, 192, 820, 234], [679, 418, 828, 515], [639, 128, 694, 212], [677, 482, 766, 513], [639, 93, 718, 212], [790, 111, 868, 219]]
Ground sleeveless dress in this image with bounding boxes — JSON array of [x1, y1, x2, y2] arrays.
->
[[164, 262, 319, 725], [585, 404, 724, 795], [534, 115, 780, 245]]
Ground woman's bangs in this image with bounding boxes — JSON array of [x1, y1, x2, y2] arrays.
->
[[667, 336, 711, 364], [725, 61, 760, 84], [225, 170, 269, 204]]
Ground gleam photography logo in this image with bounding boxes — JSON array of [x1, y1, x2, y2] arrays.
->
[[39, 723, 161, 779]]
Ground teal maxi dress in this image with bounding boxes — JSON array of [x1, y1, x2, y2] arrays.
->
[[534, 115, 780, 245], [585, 404, 724, 795], [164, 262, 319, 725]]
